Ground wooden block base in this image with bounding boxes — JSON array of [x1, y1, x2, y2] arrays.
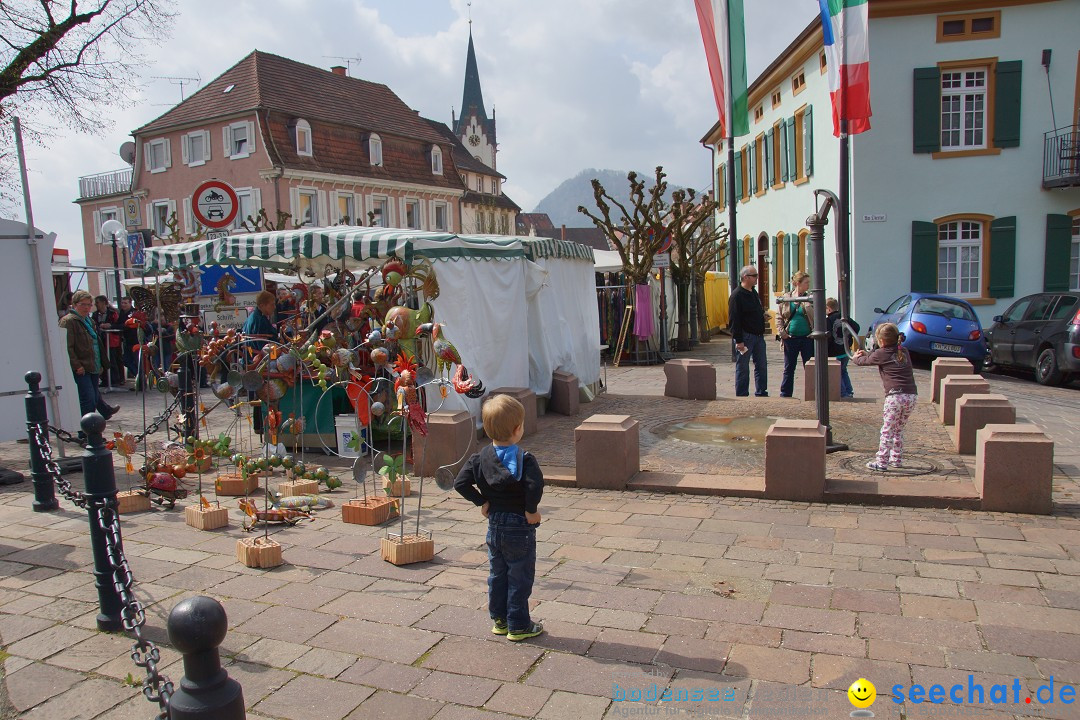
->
[[116, 490, 151, 514], [215, 473, 261, 496], [380, 534, 435, 565], [185, 504, 229, 530], [237, 537, 283, 568], [342, 497, 399, 525], [279, 479, 319, 497], [382, 478, 412, 497]]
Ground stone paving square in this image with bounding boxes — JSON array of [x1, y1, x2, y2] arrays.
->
[[0, 340, 1077, 719]]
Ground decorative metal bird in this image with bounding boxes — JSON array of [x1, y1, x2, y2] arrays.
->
[[416, 322, 461, 380]]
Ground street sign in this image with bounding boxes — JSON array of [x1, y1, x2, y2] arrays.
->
[[198, 264, 262, 298], [126, 231, 149, 266], [206, 230, 230, 241], [123, 197, 142, 228], [203, 307, 249, 332], [652, 253, 671, 269], [191, 180, 239, 229]]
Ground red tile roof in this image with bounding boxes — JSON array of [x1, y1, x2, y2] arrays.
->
[[518, 213, 555, 231], [462, 191, 520, 212], [423, 119, 505, 179]]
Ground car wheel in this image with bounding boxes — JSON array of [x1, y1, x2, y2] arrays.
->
[[1035, 347, 1064, 386]]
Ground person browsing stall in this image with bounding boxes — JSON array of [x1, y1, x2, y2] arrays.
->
[[728, 265, 769, 397], [454, 395, 545, 642], [58, 290, 119, 425]]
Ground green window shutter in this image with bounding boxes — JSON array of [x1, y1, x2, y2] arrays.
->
[[749, 140, 757, 194], [718, 163, 727, 208], [988, 216, 1016, 299], [910, 221, 938, 293], [913, 67, 941, 154], [734, 151, 743, 199], [772, 235, 780, 292], [1043, 214, 1071, 291], [993, 60, 1022, 149], [781, 119, 790, 181], [785, 234, 795, 282], [786, 119, 796, 180], [765, 129, 774, 187], [803, 105, 814, 178], [736, 237, 744, 268]]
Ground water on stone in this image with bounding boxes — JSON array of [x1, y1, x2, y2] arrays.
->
[[653, 416, 779, 447]]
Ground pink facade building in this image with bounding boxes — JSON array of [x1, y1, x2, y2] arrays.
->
[[76, 44, 518, 297]]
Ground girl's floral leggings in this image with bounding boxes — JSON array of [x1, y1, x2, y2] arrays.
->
[[877, 393, 918, 464]]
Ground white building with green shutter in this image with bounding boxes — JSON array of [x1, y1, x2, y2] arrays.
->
[[702, 0, 1079, 327]]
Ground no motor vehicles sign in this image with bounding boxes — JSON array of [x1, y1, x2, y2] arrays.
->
[[192, 180, 239, 229]]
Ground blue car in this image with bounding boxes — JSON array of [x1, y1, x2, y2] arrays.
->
[[865, 293, 987, 370]]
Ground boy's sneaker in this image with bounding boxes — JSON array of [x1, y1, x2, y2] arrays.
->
[[865, 460, 889, 472], [506, 622, 544, 642], [491, 619, 508, 636]]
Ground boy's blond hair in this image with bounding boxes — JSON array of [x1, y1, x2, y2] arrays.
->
[[825, 297, 838, 311], [482, 394, 525, 442]]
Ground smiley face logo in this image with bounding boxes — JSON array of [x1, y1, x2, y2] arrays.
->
[[848, 678, 877, 709]]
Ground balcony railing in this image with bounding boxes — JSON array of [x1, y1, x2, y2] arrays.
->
[[1043, 125, 1080, 189], [78, 167, 133, 199]]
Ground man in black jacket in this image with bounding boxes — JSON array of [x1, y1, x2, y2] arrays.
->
[[728, 265, 769, 397]]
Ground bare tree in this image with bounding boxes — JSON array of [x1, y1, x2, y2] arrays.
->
[[0, 0, 174, 205], [579, 166, 727, 350]]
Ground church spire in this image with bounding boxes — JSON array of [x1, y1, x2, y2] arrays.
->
[[456, 28, 488, 135]]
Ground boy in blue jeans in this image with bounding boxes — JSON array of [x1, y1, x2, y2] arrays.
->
[[454, 394, 545, 641]]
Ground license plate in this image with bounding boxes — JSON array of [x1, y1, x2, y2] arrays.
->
[[931, 342, 963, 353]]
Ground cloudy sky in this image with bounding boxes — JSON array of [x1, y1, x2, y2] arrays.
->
[[15, 0, 818, 266]]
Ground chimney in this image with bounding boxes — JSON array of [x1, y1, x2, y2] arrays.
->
[[561, 224, 566, 242], [331, 65, 347, 76]]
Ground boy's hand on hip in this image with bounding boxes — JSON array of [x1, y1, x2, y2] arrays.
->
[[525, 510, 541, 525], [480, 502, 490, 518]]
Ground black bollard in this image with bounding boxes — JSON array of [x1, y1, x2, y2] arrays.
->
[[24, 372, 57, 511], [166, 596, 246, 719], [81, 412, 125, 631]]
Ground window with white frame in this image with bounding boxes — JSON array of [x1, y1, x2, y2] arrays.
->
[[433, 202, 448, 231], [369, 134, 383, 166], [937, 220, 983, 296], [405, 200, 421, 230], [1071, 217, 1080, 291], [148, 138, 170, 173], [225, 122, 252, 159], [336, 193, 355, 224], [298, 189, 318, 226], [371, 197, 389, 226], [231, 189, 254, 231], [94, 208, 119, 244], [296, 119, 312, 157], [431, 146, 443, 175], [476, 176, 483, 192], [940, 69, 986, 150], [152, 201, 173, 238]]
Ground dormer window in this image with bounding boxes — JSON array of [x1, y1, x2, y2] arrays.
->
[[369, 133, 383, 166], [431, 145, 443, 175], [295, 119, 312, 157]]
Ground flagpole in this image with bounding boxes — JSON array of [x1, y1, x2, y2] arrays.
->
[[836, 9, 853, 321]]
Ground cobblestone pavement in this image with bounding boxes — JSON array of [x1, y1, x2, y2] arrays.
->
[[0, 338, 1078, 719]]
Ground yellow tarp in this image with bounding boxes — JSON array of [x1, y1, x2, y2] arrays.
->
[[704, 271, 728, 331]]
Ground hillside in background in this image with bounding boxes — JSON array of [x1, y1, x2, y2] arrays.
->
[[533, 169, 688, 227]]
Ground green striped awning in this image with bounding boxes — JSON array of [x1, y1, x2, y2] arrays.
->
[[143, 227, 527, 271], [517, 236, 596, 263]]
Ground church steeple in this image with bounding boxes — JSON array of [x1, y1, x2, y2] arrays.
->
[[457, 29, 488, 132], [454, 23, 497, 169]]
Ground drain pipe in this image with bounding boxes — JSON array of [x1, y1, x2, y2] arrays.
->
[[806, 190, 847, 453], [13, 117, 66, 455]]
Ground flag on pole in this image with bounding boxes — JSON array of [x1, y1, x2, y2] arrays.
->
[[819, 0, 872, 136], [694, 0, 749, 138]]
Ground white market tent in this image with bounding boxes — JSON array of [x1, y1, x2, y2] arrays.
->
[[143, 227, 600, 421]]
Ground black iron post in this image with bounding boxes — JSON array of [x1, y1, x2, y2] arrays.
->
[[806, 196, 848, 453], [24, 372, 57, 511], [166, 596, 246, 719], [81, 412, 124, 631], [178, 303, 199, 441]]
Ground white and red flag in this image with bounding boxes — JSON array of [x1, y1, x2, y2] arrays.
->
[[694, 0, 749, 138], [819, 0, 872, 136]]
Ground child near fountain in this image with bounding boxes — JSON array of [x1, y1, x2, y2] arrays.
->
[[853, 322, 918, 471], [454, 394, 545, 641]]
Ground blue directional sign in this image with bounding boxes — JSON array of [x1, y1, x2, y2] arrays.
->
[[197, 264, 262, 297], [126, 232, 145, 266]]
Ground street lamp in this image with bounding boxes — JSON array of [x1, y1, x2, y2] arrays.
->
[[100, 219, 125, 307]]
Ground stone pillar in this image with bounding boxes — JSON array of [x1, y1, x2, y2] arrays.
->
[[549, 370, 580, 415], [930, 358, 974, 404], [663, 359, 717, 400], [803, 358, 841, 402], [938, 376, 990, 425], [764, 420, 826, 502], [167, 596, 246, 719], [412, 410, 476, 478], [954, 394, 1015, 454], [489, 387, 537, 437], [975, 424, 1053, 514], [575, 415, 639, 490]]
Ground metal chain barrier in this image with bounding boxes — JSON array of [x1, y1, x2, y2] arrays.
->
[[46, 423, 83, 446], [133, 393, 184, 444], [93, 496, 174, 719], [30, 422, 87, 508]]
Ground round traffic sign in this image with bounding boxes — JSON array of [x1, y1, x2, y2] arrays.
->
[[192, 180, 239, 229]]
